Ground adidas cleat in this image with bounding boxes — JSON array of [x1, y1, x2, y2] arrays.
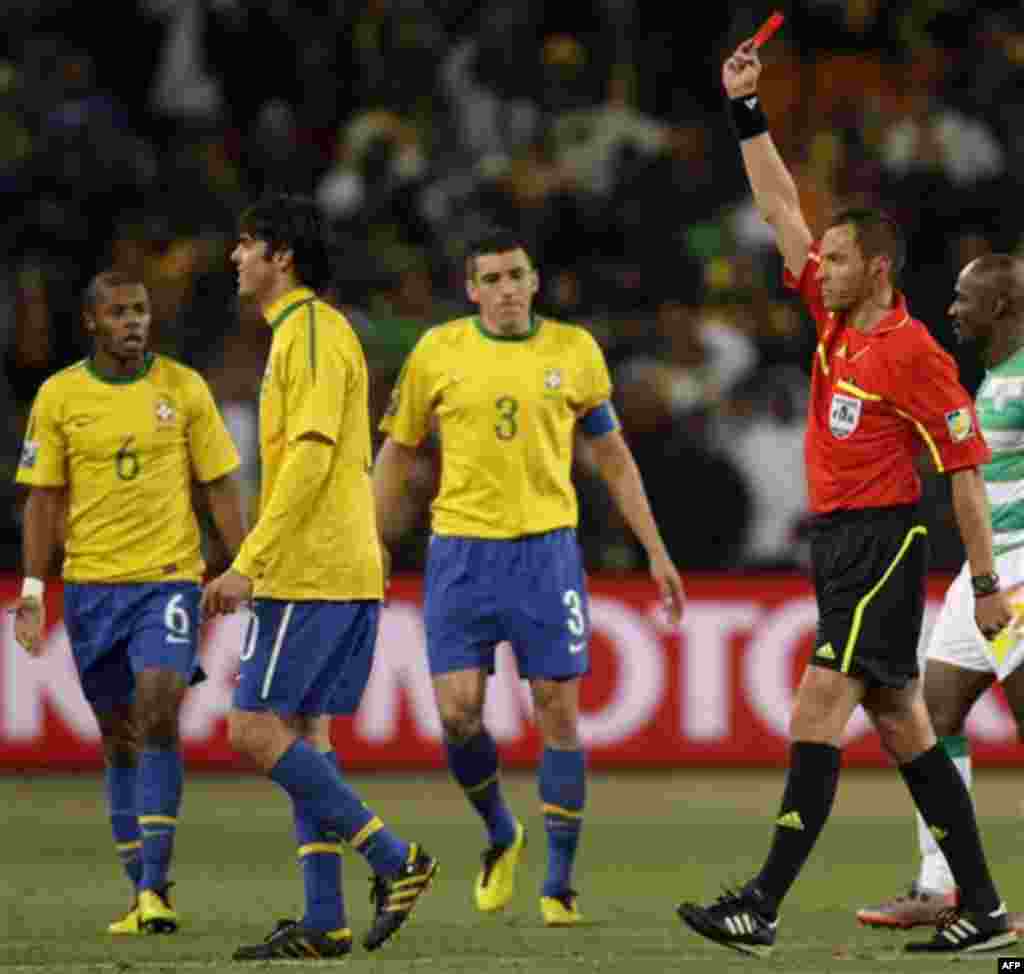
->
[[541, 889, 584, 926], [677, 887, 777, 958], [905, 903, 1018, 954], [475, 820, 526, 912], [362, 843, 438, 952], [138, 884, 178, 935], [107, 901, 141, 935], [856, 882, 957, 928], [233, 919, 352, 961]]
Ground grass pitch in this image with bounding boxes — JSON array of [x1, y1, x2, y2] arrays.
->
[[2, 769, 1023, 972]]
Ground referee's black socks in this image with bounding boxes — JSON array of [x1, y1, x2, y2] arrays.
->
[[752, 741, 842, 916], [898, 742, 1001, 916]]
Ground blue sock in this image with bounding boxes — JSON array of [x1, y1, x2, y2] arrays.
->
[[446, 731, 517, 847], [105, 764, 142, 889], [295, 752, 345, 933], [539, 747, 585, 898], [138, 748, 183, 892], [270, 740, 409, 877]]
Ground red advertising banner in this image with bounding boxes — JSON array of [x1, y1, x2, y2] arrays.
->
[[1, 574, 1020, 770]]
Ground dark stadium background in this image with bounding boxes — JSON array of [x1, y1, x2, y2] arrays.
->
[[3, 1, 1023, 576]]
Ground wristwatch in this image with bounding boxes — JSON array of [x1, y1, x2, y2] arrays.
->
[[971, 572, 1001, 597]]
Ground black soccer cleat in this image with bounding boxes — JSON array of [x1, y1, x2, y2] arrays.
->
[[677, 886, 777, 958], [232, 919, 353, 961], [362, 843, 439, 952], [904, 903, 1018, 954]]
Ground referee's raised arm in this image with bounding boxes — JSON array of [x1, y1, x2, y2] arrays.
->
[[722, 39, 813, 278]]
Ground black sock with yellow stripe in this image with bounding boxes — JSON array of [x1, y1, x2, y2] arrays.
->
[[753, 741, 841, 915], [899, 742, 1000, 916]]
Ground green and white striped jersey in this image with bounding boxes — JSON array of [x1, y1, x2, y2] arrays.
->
[[975, 349, 1024, 555]]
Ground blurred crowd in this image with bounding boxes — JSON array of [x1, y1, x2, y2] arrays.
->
[[3, 0, 1024, 575]]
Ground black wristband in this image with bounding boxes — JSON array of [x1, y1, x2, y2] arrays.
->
[[729, 93, 769, 141]]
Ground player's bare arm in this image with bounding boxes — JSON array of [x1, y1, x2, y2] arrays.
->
[[950, 467, 1012, 637], [202, 434, 332, 617], [585, 429, 685, 623], [723, 39, 812, 276], [372, 436, 424, 583], [13, 485, 66, 655], [198, 472, 248, 559]]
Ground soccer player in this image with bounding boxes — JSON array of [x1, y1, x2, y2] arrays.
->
[[373, 228, 685, 925], [201, 194, 437, 962], [857, 255, 1024, 933], [12, 270, 246, 935], [676, 38, 1018, 957]]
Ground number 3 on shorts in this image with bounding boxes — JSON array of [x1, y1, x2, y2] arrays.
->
[[164, 593, 192, 645], [563, 589, 586, 637]]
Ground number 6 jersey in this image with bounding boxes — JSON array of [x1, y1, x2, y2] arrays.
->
[[16, 355, 240, 583], [380, 316, 613, 538]]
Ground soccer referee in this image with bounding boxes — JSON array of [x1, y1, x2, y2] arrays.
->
[[676, 35, 1017, 958]]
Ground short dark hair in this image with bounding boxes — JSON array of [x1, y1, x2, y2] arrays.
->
[[827, 208, 906, 281], [83, 270, 146, 314], [238, 194, 331, 291], [464, 229, 533, 279]]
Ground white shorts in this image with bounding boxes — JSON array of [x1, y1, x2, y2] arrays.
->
[[926, 546, 1024, 681]]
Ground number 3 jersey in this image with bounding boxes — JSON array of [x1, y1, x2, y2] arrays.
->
[[16, 355, 240, 583], [786, 245, 990, 513], [380, 316, 613, 538]]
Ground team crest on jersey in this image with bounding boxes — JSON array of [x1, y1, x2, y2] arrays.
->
[[155, 397, 176, 426], [945, 407, 975, 442], [544, 368, 563, 391], [18, 438, 38, 469], [829, 392, 861, 439]]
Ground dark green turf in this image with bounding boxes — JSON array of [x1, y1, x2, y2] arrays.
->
[[2, 770, 1022, 972]]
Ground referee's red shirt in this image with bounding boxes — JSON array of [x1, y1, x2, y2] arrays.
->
[[786, 246, 990, 514]]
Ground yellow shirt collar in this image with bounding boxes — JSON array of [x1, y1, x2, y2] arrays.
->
[[264, 287, 316, 329]]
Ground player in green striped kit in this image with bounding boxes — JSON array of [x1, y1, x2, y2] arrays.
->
[[858, 254, 1024, 933]]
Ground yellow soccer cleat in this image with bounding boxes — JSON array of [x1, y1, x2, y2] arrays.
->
[[474, 820, 526, 913], [138, 885, 179, 934], [541, 889, 583, 926], [107, 903, 141, 935]]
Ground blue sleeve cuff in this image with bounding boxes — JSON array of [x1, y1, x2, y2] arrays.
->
[[579, 401, 618, 438]]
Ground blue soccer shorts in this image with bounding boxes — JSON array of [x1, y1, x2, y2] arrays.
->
[[423, 528, 590, 680], [63, 581, 203, 712], [233, 599, 380, 715]]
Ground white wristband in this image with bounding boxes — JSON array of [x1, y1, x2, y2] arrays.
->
[[21, 577, 44, 600]]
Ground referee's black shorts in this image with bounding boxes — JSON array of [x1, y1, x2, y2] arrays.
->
[[808, 503, 928, 689]]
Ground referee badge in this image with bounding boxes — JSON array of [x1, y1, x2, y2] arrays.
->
[[945, 407, 975, 443], [829, 392, 861, 439], [544, 367, 563, 391]]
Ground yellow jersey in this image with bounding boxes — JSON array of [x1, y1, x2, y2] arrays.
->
[[244, 288, 383, 601], [380, 315, 613, 538], [16, 354, 240, 583]]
